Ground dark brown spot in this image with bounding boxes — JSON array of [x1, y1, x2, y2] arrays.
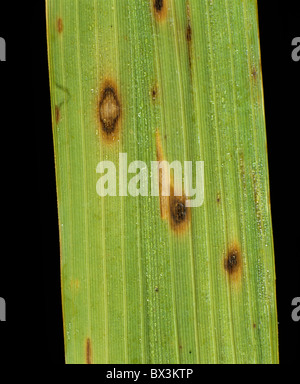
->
[[153, 0, 168, 21], [224, 243, 242, 285], [55, 105, 60, 124], [216, 192, 221, 203], [253, 323, 256, 329], [151, 83, 158, 101], [155, 286, 159, 292], [86, 338, 92, 364], [225, 250, 239, 274], [169, 189, 191, 233], [179, 345, 182, 349], [98, 81, 121, 142], [57, 18, 63, 34], [155, 0, 163, 11], [171, 200, 186, 224]]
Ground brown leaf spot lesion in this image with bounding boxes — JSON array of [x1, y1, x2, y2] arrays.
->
[[153, 0, 168, 22], [86, 338, 92, 364], [98, 79, 121, 143], [57, 18, 63, 34], [224, 242, 242, 285], [251, 66, 258, 81]]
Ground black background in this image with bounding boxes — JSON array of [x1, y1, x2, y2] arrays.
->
[[0, 0, 299, 365]]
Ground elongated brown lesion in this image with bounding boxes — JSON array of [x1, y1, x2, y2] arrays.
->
[[186, 1, 193, 70], [98, 79, 121, 143], [251, 66, 258, 81], [155, 130, 191, 234], [86, 338, 92, 364], [57, 17, 63, 34], [55, 105, 60, 124], [187, 22, 192, 42]]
